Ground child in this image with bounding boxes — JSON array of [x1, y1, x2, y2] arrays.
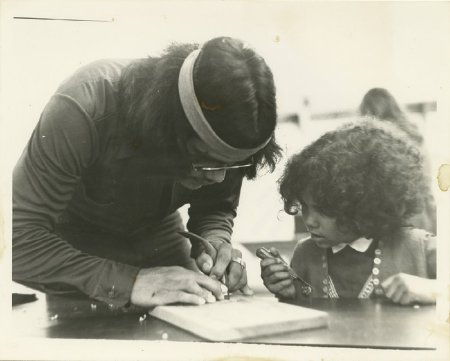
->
[[260, 118, 437, 305]]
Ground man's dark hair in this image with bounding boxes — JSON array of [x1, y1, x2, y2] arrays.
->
[[118, 36, 281, 179]]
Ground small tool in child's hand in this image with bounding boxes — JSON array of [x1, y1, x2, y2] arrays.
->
[[178, 231, 230, 300], [256, 247, 313, 296]]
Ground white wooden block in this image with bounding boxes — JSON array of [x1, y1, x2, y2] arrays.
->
[[150, 296, 328, 341]]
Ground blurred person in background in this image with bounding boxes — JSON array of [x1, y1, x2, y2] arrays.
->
[[359, 87, 436, 235]]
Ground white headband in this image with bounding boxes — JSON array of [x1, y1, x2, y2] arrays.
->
[[178, 49, 272, 163]]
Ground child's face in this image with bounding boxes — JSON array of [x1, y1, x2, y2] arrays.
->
[[300, 190, 358, 248]]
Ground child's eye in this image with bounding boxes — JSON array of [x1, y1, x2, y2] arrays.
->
[[306, 203, 326, 216], [313, 205, 324, 213], [314, 205, 335, 218]]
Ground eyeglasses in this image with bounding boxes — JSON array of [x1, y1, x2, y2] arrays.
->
[[191, 158, 254, 172]]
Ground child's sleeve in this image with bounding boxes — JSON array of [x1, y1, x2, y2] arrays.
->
[[290, 240, 309, 281], [289, 239, 314, 304]]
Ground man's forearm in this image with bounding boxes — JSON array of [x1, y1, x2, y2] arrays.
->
[[13, 227, 140, 306]]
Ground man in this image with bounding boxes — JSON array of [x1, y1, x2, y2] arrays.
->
[[13, 37, 281, 308]]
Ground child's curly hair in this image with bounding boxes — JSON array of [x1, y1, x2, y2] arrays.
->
[[278, 118, 428, 241]]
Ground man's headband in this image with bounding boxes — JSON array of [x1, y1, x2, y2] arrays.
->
[[178, 49, 272, 163]]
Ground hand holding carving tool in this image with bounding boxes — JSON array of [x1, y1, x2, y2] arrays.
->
[[256, 247, 313, 296], [178, 231, 230, 299]]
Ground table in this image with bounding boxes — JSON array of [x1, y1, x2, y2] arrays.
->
[[12, 290, 438, 350]]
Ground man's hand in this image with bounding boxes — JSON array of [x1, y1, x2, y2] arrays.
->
[[130, 266, 226, 308], [260, 248, 296, 299], [381, 273, 437, 305], [195, 240, 253, 295]]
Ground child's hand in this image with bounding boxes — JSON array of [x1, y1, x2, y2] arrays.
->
[[381, 273, 437, 305], [260, 248, 296, 299]]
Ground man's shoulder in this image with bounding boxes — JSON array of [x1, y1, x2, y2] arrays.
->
[[57, 59, 134, 91], [54, 59, 135, 120]]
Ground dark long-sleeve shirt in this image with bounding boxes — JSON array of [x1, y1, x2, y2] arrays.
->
[[13, 59, 243, 307]]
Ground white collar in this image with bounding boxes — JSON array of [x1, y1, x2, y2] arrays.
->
[[331, 237, 373, 254]]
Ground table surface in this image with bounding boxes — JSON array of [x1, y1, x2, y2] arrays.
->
[[12, 290, 438, 350]]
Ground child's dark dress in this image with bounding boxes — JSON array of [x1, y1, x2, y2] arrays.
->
[[289, 227, 435, 301]]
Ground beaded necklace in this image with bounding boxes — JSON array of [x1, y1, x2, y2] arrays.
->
[[321, 240, 385, 299]]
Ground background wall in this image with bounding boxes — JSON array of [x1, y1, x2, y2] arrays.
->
[[1, 0, 449, 268], [2, 1, 449, 162]]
